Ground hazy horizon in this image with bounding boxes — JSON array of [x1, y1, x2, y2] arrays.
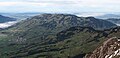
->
[[0, 0, 120, 13]]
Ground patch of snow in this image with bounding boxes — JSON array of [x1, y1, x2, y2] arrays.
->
[[114, 49, 119, 56], [109, 55, 113, 58], [108, 49, 120, 58], [105, 55, 109, 58], [117, 49, 120, 55]]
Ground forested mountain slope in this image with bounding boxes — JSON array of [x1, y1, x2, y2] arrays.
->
[[0, 14, 119, 58]]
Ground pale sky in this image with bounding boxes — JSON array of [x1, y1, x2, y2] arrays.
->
[[0, 0, 120, 13]]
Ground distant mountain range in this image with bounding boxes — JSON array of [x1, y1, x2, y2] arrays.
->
[[96, 14, 120, 19], [92, 14, 120, 26], [0, 15, 16, 23], [106, 18, 120, 26], [12, 14, 116, 30], [1, 13, 42, 20]]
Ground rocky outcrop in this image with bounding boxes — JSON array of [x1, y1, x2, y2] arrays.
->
[[85, 37, 120, 58]]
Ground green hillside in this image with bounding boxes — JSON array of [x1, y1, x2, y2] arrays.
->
[[0, 26, 120, 58], [0, 14, 119, 58]]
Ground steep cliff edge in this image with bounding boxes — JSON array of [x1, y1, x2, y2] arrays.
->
[[85, 37, 120, 58]]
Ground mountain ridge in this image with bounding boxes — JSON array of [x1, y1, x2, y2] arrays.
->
[[0, 14, 16, 23]]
